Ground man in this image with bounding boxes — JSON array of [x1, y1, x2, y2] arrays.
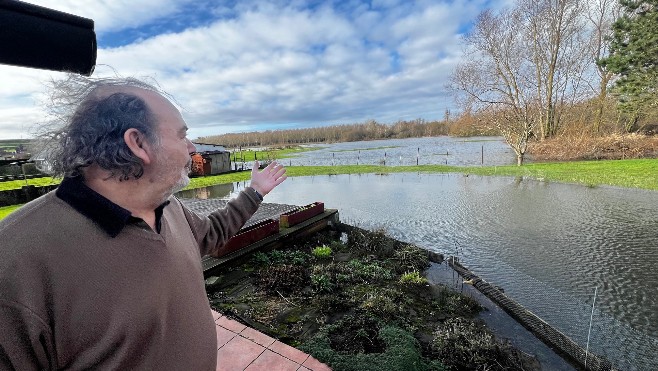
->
[[0, 76, 287, 370]]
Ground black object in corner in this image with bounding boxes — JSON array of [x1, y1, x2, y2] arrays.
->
[[0, 0, 96, 75]]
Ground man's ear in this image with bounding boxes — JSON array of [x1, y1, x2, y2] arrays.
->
[[124, 128, 153, 165]]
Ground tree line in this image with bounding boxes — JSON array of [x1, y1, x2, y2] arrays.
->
[[195, 118, 495, 148]]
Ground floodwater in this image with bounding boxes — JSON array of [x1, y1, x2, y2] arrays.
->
[[178, 137, 658, 370], [249, 136, 516, 167]]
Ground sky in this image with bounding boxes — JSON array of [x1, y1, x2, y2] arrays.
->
[[0, 0, 509, 140]]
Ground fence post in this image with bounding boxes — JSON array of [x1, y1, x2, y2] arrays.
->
[[585, 286, 598, 370]]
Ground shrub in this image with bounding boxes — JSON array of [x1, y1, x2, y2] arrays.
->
[[399, 271, 428, 285], [259, 264, 309, 294], [392, 244, 430, 274], [261, 249, 311, 266], [433, 287, 481, 317], [358, 287, 405, 319], [431, 317, 524, 370], [344, 259, 394, 284], [251, 252, 270, 265], [347, 228, 396, 257], [311, 273, 334, 293], [312, 245, 332, 259]]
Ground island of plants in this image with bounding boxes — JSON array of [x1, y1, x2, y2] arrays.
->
[[206, 227, 540, 370]]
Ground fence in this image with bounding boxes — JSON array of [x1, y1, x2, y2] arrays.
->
[[449, 255, 658, 371]]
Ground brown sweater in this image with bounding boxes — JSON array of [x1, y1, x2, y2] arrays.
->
[[0, 181, 261, 370]]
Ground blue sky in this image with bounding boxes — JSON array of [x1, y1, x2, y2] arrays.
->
[[0, 0, 508, 140]]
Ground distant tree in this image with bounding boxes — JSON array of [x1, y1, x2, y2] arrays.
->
[[587, 0, 621, 133], [599, 0, 658, 131], [451, 7, 538, 165], [196, 119, 450, 148]]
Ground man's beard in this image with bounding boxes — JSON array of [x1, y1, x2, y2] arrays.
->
[[169, 160, 191, 193], [153, 148, 192, 197]]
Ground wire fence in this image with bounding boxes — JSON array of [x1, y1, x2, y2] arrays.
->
[[452, 254, 658, 371]]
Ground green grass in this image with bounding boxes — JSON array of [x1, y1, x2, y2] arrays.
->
[[229, 146, 321, 161], [254, 160, 658, 191], [2, 159, 657, 220], [0, 205, 22, 219], [0, 177, 60, 191], [461, 159, 658, 191]]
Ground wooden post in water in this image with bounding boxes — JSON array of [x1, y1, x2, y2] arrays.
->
[[481, 145, 484, 165], [417, 147, 419, 166], [384, 152, 387, 166], [357, 150, 360, 165]]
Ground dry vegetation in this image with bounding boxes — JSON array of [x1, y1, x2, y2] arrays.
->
[[529, 133, 658, 161]]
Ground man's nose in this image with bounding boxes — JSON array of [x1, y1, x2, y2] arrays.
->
[[186, 138, 196, 153]]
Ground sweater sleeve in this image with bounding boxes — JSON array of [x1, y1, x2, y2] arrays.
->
[[0, 300, 56, 371], [181, 187, 262, 257]]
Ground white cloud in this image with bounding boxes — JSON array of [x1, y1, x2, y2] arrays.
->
[[0, 0, 493, 140], [24, 0, 192, 32]]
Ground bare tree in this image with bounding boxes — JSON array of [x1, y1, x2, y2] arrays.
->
[[587, 0, 621, 133], [524, 0, 589, 139], [451, 0, 602, 165], [451, 8, 538, 165]]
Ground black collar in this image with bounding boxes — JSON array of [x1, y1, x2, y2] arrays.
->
[[56, 176, 170, 237]]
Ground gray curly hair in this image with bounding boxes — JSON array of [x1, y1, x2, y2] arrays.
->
[[38, 74, 172, 180]]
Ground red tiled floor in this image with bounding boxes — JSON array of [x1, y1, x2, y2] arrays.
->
[[240, 327, 276, 348], [245, 349, 300, 371], [215, 325, 237, 349], [210, 310, 331, 371], [216, 335, 265, 371], [302, 356, 332, 371], [216, 315, 247, 333], [268, 341, 310, 364], [212, 310, 222, 322]]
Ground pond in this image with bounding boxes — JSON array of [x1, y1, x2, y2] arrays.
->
[[178, 172, 658, 370]]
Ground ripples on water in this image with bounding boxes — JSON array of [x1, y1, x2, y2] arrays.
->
[[180, 171, 658, 369]]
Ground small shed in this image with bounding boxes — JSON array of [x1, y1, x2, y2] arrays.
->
[[191, 142, 231, 176]]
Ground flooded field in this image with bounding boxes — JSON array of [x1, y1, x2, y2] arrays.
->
[[179, 172, 658, 370]]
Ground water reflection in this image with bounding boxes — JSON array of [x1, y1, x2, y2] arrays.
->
[[178, 182, 234, 199], [179, 173, 658, 370]]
